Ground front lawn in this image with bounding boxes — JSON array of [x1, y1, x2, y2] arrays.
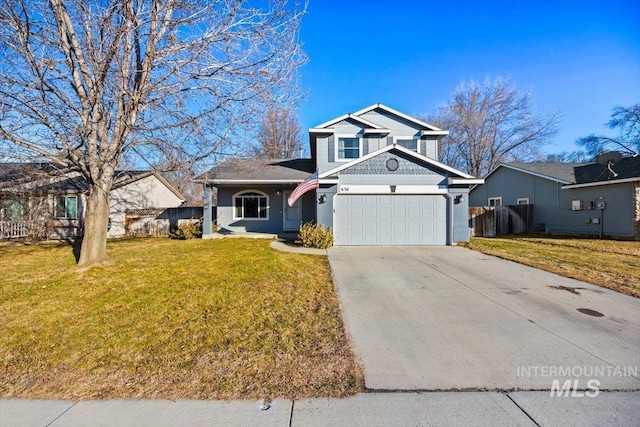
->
[[0, 238, 363, 399], [463, 236, 640, 298]]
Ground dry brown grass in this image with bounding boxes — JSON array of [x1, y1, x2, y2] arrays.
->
[[0, 238, 363, 400], [463, 236, 640, 298]]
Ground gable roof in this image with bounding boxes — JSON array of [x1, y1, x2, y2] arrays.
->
[[197, 158, 315, 184], [0, 163, 185, 201], [310, 103, 448, 135], [319, 144, 481, 182], [485, 158, 640, 189], [487, 163, 584, 184], [352, 103, 446, 132]]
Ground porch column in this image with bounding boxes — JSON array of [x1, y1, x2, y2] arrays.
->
[[202, 185, 213, 236]]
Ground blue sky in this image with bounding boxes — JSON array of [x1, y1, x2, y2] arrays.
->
[[296, 0, 640, 155]]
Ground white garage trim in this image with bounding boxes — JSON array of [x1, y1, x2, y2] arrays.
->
[[337, 185, 447, 194]]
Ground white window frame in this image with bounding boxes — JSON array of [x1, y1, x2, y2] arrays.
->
[[55, 195, 78, 219], [488, 197, 502, 207], [393, 136, 420, 153], [517, 198, 530, 205], [335, 134, 362, 162], [232, 190, 269, 221]]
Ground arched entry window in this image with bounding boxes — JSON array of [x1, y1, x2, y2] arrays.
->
[[233, 190, 268, 220]]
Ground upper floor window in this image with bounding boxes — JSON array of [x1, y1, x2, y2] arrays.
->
[[55, 195, 77, 219], [517, 198, 530, 205], [337, 137, 360, 161], [395, 137, 419, 152], [233, 190, 268, 220]]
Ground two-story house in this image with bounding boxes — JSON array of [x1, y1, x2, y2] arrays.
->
[[200, 104, 483, 245]]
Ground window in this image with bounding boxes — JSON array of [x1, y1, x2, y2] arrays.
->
[[337, 137, 360, 160], [1, 199, 24, 221], [395, 138, 419, 152], [517, 198, 530, 205], [488, 197, 502, 207], [55, 195, 77, 218], [233, 191, 268, 220]]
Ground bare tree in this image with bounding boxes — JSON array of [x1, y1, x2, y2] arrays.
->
[[576, 103, 640, 157], [252, 107, 303, 159], [543, 151, 591, 163], [426, 77, 560, 177], [0, 0, 306, 266]]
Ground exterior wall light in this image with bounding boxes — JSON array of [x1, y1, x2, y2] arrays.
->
[[319, 194, 327, 203]]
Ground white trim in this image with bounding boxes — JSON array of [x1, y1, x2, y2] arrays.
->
[[352, 103, 446, 132], [320, 143, 477, 179], [448, 178, 485, 185], [488, 197, 502, 207], [232, 189, 269, 221], [363, 128, 391, 135], [337, 184, 447, 194], [517, 198, 530, 205], [335, 134, 362, 162], [209, 179, 303, 184], [562, 176, 640, 189], [420, 129, 450, 136], [319, 179, 339, 184]]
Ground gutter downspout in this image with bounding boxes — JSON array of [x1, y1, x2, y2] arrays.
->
[[444, 192, 454, 246]]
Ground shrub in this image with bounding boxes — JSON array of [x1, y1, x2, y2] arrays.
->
[[171, 219, 202, 240], [296, 222, 334, 249]]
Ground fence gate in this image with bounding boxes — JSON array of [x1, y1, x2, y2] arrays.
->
[[469, 205, 533, 237]]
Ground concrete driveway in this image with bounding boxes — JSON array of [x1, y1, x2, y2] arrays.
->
[[328, 246, 640, 391]]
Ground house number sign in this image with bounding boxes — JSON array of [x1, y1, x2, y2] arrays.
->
[[340, 186, 350, 192]]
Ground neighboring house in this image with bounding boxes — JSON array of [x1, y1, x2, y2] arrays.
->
[[469, 158, 640, 239], [199, 104, 483, 245], [0, 163, 185, 239]]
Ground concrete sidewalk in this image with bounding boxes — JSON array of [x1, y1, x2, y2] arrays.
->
[[2, 391, 639, 426]]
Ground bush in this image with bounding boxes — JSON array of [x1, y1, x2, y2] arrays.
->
[[296, 222, 334, 249], [171, 219, 202, 240]]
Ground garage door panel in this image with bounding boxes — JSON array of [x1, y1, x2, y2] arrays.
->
[[334, 194, 447, 246]]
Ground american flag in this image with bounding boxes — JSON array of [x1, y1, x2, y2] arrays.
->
[[287, 171, 319, 207]]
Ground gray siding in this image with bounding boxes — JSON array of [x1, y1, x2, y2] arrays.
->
[[360, 109, 422, 135], [470, 167, 636, 237], [215, 185, 315, 233]]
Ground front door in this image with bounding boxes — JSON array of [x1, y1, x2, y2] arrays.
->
[[283, 191, 302, 231]]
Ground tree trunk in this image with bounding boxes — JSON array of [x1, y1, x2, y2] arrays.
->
[[78, 182, 111, 266]]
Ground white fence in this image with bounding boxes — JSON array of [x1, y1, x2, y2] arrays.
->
[[0, 221, 29, 239]]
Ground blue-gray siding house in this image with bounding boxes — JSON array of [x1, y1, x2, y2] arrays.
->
[[200, 104, 483, 245], [469, 159, 640, 239]]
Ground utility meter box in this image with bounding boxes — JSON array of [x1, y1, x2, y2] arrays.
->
[[572, 200, 582, 211], [596, 201, 606, 210]]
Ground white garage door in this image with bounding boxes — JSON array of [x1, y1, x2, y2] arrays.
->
[[333, 194, 448, 245]]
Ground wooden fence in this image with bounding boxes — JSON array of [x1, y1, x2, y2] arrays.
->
[[469, 205, 534, 237]]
